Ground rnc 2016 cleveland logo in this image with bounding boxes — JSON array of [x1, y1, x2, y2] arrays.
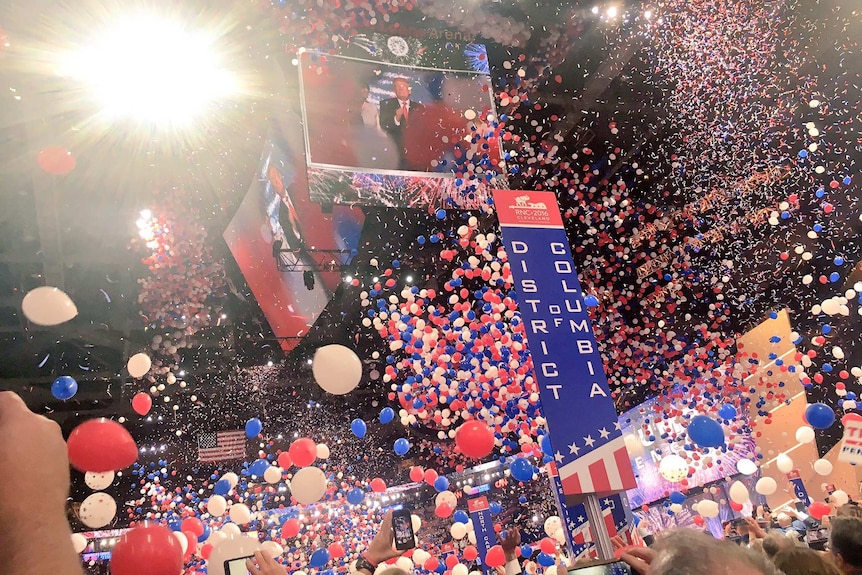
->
[[493, 189, 563, 227]]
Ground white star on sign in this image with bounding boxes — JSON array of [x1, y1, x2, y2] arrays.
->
[[584, 435, 596, 447], [568, 442, 581, 455], [613, 421, 622, 430], [555, 451, 564, 463], [599, 427, 611, 439]]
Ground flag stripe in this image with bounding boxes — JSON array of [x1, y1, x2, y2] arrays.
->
[[615, 446, 637, 489], [589, 459, 612, 493]]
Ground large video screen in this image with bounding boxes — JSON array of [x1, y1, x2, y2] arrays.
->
[[620, 396, 757, 507], [224, 131, 364, 352], [297, 40, 505, 208]]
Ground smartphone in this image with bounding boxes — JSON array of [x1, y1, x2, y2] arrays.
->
[[391, 508, 416, 550], [224, 555, 254, 575], [568, 560, 632, 575], [795, 501, 806, 512]]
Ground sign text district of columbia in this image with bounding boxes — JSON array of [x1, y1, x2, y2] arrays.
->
[[493, 189, 632, 496]]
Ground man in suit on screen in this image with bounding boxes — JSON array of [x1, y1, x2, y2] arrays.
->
[[379, 77, 425, 170]]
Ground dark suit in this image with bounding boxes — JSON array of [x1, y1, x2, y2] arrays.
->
[[379, 98, 424, 170]]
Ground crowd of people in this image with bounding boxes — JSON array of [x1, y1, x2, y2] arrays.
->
[[3, 390, 862, 575]]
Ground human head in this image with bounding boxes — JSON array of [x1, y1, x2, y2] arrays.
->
[[392, 78, 411, 101], [648, 529, 782, 575], [761, 531, 796, 558], [829, 517, 862, 574], [776, 513, 793, 528], [772, 547, 843, 575], [839, 504, 862, 519]]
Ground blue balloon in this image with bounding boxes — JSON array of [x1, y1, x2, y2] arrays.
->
[[245, 417, 263, 438], [394, 438, 411, 456], [309, 548, 330, 568], [510, 457, 533, 482], [805, 402, 835, 429], [687, 415, 725, 448], [540, 434, 553, 456], [197, 523, 211, 542], [584, 294, 600, 307], [51, 376, 78, 400], [520, 545, 534, 558], [214, 479, 231, 495], [380, 407, 395, 424], [351, 418, 367, 438], [453, 510, 469, 524], [490, 501, 503, 514], [717, 404, 737, 420], [168, 518, 182, 531], [347, 488, 365, 505], [669, 491, 685, 504], [537, 553, 556, 567], [249, 459, 270, 477], [434, 476, 450, 492]]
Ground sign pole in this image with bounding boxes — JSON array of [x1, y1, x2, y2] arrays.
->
[[584, 494, 615, 560]]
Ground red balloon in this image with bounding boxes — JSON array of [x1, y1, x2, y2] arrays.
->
[[371, 478, 387, 492], [37, 146, 76, 175], [424, 468, 439, 485], [693, 515, 705, 526], [181, 531, 196, 559], [277, 452, 293, 469], [463, 546, 478, 562], [289, 438, 317, 468], [484, 545, 505, 568], [455, 420, 495, 459], [424, 557, 440, 571], [539, 538, 556, 555], [282, 518, 301, 539], [729, 501, 743, 512], [409, 466, 425, 483], [131, 393, 152, 416], [328, 542, 345, 558], [435, 503, 453, 518], [182, 517, 203, 537], [200, 543, 213, 560], [111, 523, 183, 575], [808, 501, 832, 520], [67, 418, 138, 472], [446, 554, 459, 569]]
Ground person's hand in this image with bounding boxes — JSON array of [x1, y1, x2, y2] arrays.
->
[[364, 510, 403, 565], [743, 516, 766, 539], [395, 107, 405, 122], [246, 550, 287, 575], [500, 527, 521, 561], [0, 391, 70, 524], [619, 546, 655, 575]]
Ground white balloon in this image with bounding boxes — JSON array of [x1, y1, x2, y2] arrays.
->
[[291, 467, 327, 504], [544, 516, 562, 537], [220, 523, 242, 537], [736, 459, 758, 476], [84, 471, 115, 490], [396, 557, 415, 573], [79, 492, 117, 528], [127, 353, 152, 378], [451, 523, 467, 540], [229, 503, 252, 524], [261, 541, 284, 557], [207, 531, 227, 546], [207, 533, 258, 575], [208, 495, 228, 517], [413, 550, 430, 566], [264, 466, 282, 484], [669, 503, 683, 513], [729, 481, 750, 504], [813, 458, 833, 476], [452, 564, 469, 575], [831, 490, 850, 506], [796, 426, 816, 443], [755, 477, 778, 496], [173, 531, 189, 554], [22, 286, 78, 326], [316, 444, 330, 460], [468, 531, 476, 545], [222, 472, 239, 488], [435, 491, 458, 509], [71, 533, 88, 553], [698, 500, 719, 518], [658, 454, 689, 482], [312, 345, 363, 395], [776, 453, 794, 474], [411, 514, 422, 533], [552, 528, 566, 544]]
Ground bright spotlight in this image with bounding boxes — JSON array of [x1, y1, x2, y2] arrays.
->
[[606, 6, 619, 17], [591, 6, 600, 14], [644, 9, 653, 19], [59, 14, 237, 125], [406, 275, 414, 283]]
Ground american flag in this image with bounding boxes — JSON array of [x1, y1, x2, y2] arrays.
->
[[558, 435, 637, 496], [197, 430, 247, 462]]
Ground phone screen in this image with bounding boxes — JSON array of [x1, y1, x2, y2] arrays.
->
[[392, 510, 416, 550], [224, 556, 254, 575], [568, 560, 632, 575]]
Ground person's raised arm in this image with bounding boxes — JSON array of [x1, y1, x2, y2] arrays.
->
[[356, 510, 403, 575], [0, 391, 84, 575], [500, 527, 523, 575]]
